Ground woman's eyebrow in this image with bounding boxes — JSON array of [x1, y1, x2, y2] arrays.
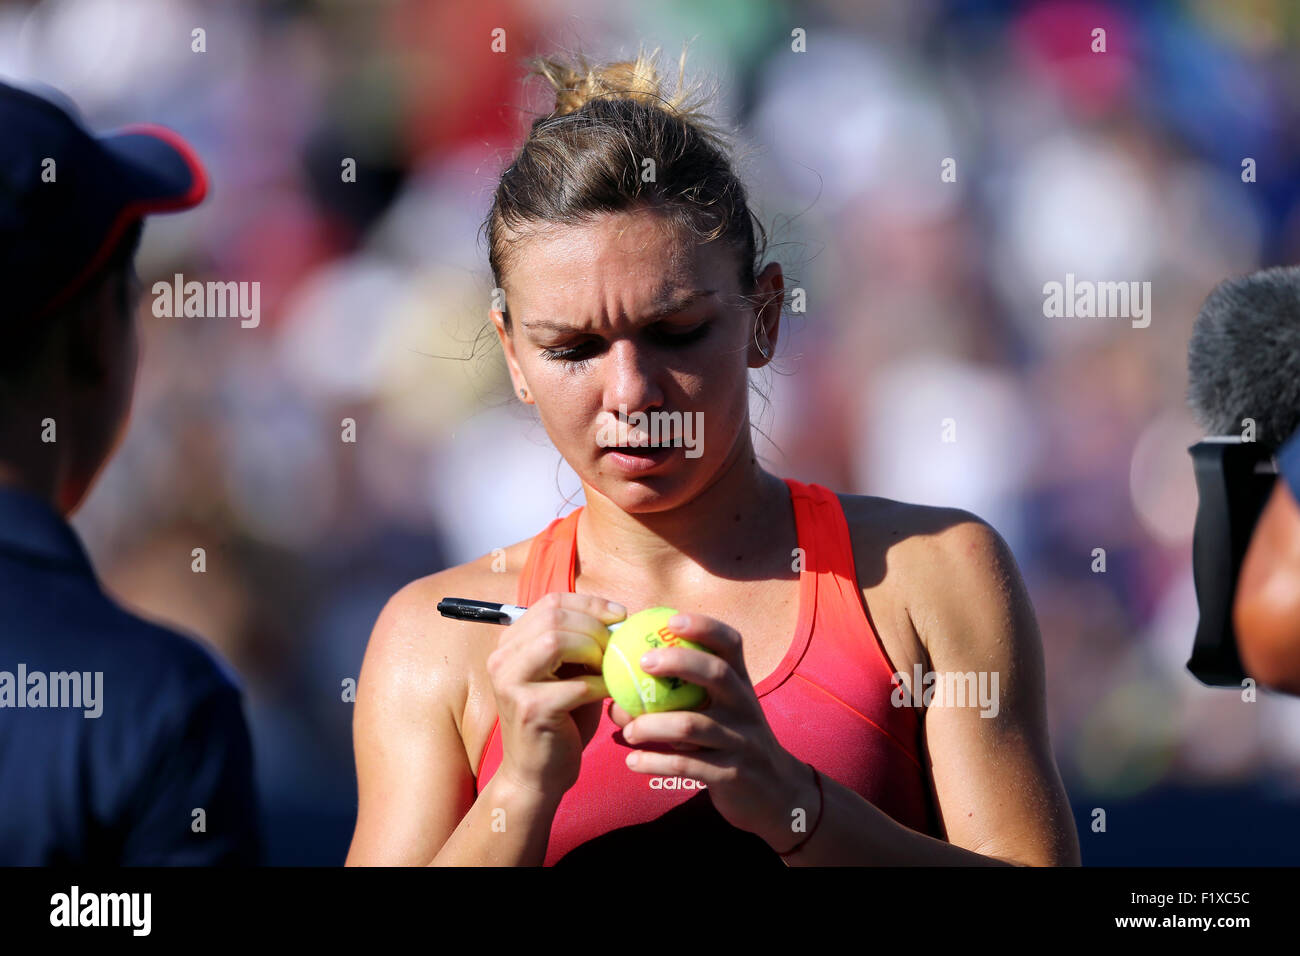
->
[[521, 289, 716, 334]]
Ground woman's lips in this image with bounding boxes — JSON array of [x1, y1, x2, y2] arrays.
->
[[600, 443, 676, 473]]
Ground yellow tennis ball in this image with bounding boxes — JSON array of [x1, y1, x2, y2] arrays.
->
[[602, 607, 711, 717]]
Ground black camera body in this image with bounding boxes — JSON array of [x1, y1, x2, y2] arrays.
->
[[1187, 439, 1277, 686]]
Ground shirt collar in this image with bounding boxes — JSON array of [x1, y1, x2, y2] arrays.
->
[[0, 483, 95, 575]]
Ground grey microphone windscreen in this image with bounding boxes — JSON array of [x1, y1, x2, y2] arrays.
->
[[1188, 265, 1300, 451]]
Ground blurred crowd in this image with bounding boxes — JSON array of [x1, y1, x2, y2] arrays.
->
[[5, 0, 1300, 863]]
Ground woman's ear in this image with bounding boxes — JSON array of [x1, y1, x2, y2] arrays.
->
[[747, 262, 784, 368], [491, 307, 532, 403]]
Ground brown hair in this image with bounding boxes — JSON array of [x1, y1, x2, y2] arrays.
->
[[482, 45, 773, 332]]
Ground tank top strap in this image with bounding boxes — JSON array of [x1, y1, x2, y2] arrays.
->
[[517, 508, 582, 605], [785, 478, 880, 649], [784, 478, 856, 584]]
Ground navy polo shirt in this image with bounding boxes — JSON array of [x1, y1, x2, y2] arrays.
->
[[0, 485, 260, 864], [1280, 428, 1300, 507]]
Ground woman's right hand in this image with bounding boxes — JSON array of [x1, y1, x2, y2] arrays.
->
[[488, 592, 626, 799]]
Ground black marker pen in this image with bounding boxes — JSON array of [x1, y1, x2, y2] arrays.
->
[[438, 597, 626, 631]]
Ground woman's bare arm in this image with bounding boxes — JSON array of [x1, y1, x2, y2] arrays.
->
[[910, 514, 1080, 864], [765, 510, 1080, 866], [345, 569, 561, 866]]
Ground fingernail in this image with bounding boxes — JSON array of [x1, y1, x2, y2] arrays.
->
[[640, 651, 659, 669], [607, 601, 627, 615], [668, 614, 687, 629]]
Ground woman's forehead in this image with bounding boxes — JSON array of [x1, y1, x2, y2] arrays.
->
[[518, 288, 719, 338], [510, 210, 688, 273], [504, 212, 736, 322]]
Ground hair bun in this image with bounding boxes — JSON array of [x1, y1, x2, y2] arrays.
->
[[526, 44, 724, 144]]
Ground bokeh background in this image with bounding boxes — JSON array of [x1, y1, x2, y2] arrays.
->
[[5, 0, 1300, 864]]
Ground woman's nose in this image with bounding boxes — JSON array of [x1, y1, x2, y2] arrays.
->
[[603, 338, 664, 413]]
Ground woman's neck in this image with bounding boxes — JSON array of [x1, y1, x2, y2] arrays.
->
[[575, 443, 794, 599]]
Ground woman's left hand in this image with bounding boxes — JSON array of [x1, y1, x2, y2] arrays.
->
[[609, 611, 807, 848]]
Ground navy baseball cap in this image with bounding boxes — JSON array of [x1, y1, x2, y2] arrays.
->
[[0, 79, 208, 322]]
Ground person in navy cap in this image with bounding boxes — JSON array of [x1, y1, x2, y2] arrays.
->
[[0, 80, 260, 864]]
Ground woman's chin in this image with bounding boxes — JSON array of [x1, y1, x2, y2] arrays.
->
[[591, 473, 690, 512]]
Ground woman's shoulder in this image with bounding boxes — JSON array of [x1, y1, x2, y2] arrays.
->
[[373, 537, 536, 644], [360, 537, 537, 693], [353, 533, 553, 776], [832, 491, 1034, 657], [832, 491, 1001, 559], [832, 492, 1022, 610]]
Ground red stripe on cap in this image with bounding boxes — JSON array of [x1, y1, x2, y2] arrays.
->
[[30, 123, 209, 322], [112, 122, 210, 210]]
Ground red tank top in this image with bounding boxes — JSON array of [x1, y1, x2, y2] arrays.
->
[[474, 477, 942, 865]]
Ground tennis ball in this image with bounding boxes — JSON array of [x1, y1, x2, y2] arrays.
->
[[603, 606, 711, 717]]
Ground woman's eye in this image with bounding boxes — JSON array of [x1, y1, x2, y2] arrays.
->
[[540, 344, 595, 364], [538, 321, 711, 369], [652, 321, 711, 346]]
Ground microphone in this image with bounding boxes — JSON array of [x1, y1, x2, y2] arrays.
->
[[1185, 266, 1299, 686], [1188, 265, 1300, 448]]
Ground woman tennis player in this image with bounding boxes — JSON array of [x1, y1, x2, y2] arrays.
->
[[346, 48, 1081, 866]]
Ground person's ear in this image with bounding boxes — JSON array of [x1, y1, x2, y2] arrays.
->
[[747, 262, 784, 368], [63, 269, 127, 386], [491, 306, 532, 404]]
